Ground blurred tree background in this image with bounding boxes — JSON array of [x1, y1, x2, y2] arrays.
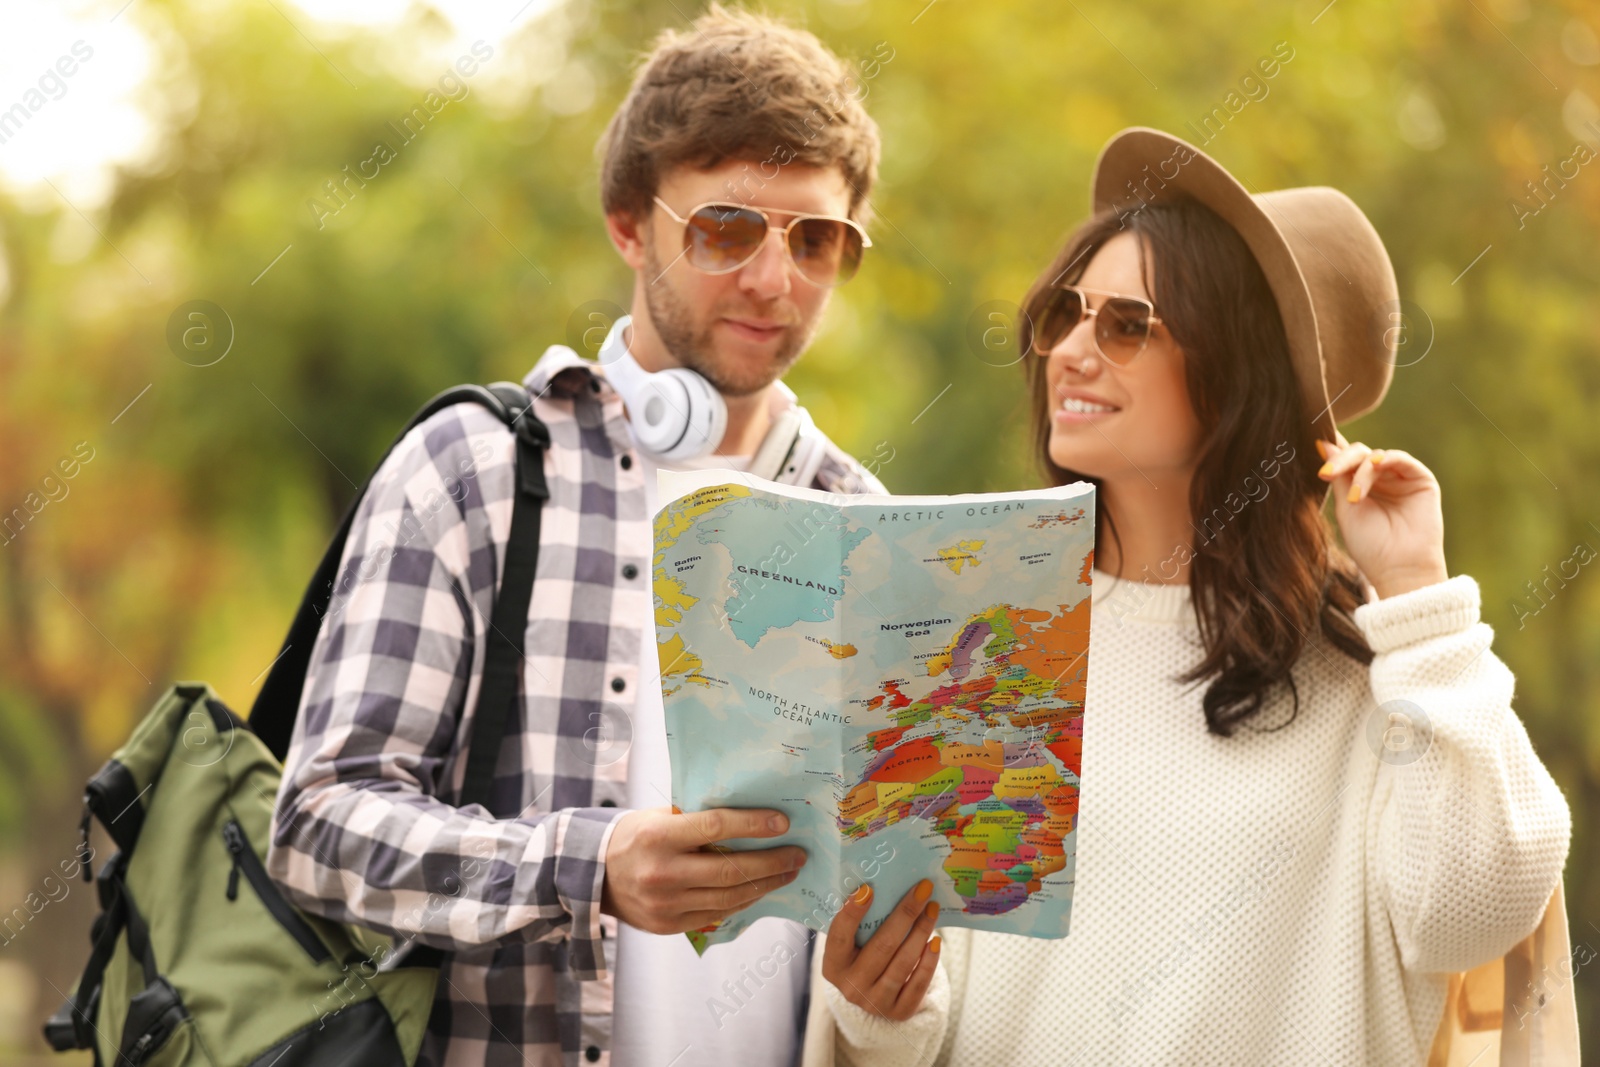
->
[[0, 0, 1596, 1058]]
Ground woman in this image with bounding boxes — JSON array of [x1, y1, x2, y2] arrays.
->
[[802, 128, 1576, 1065]]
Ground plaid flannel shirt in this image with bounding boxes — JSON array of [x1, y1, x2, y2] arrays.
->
[[266, 343, 887, 1067]]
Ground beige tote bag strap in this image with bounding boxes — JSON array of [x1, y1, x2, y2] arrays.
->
[[1428, 879, 1581, 1066]]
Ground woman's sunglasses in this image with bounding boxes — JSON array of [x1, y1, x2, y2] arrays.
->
[[1031, 283, 1164, 366], [652, 196, 872, 288]]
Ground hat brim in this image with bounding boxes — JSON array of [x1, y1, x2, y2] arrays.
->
[[1089, 127, 1335, 445]]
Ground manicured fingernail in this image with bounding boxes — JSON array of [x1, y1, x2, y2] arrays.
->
[[913, 880, 933, 904], [1370, 450, 1385, 466], [1315, 439, 1330, 460], [1348, 484, 1361, 503], [1317, 461, 1334, 477], [851, 883, 872, 905], [670, 805, 683, 815], [929, 936, 942, 954], [924, 901, 939, 920]]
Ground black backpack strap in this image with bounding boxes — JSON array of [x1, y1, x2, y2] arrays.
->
[[44, 854, 160, 1055], [44, 883, 122, 1052], [456, 387, 550, 812], [248, 382, 543, 764]]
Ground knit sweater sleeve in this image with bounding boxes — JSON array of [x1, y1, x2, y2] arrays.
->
[[1352, 574, 1571, 974], [809, 925, 952, 1067]]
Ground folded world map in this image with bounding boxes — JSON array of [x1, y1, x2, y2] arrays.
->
[[652, 469, 1096, 953]]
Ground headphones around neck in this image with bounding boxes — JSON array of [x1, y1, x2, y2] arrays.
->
[[598, 314, 728, 462], [592, 313, 829, 485]]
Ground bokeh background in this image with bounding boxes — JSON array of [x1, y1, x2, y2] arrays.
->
[[1, 0, 1596, 1059]]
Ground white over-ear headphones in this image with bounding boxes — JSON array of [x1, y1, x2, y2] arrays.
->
[[598, 314, 728, 462]]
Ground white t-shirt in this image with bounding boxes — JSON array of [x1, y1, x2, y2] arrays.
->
[[610, 444, 811, 1067]]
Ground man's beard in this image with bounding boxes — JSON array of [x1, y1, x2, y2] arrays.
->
[[641, 242, 817, 398]]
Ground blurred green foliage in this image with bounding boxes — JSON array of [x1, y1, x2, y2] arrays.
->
[[1, 0, 1596, 1056]]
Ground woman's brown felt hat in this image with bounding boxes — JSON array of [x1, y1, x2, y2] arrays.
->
[[1089, 126, 1399, 446]]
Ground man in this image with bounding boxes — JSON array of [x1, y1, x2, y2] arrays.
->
[[265, 6, 888, 1065]]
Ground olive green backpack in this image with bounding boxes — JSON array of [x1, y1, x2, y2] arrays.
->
[[43, 381, 551, 1066]]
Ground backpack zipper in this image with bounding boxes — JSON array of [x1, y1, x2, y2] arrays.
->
[[222, 823, 244, 900], [220, 819, 332, 963], [77, 801, 93, 884], [128, 1027, 166, 1066]]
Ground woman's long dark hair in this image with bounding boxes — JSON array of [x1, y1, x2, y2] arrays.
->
[[1019, 199, 1373, 737]]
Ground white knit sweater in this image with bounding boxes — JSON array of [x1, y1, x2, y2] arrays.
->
[[810, 567, 1571, 1066]]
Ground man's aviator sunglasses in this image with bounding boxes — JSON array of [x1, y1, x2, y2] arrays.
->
[[1032, 283, 1164, 365], [652, 196, 872, 287]]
